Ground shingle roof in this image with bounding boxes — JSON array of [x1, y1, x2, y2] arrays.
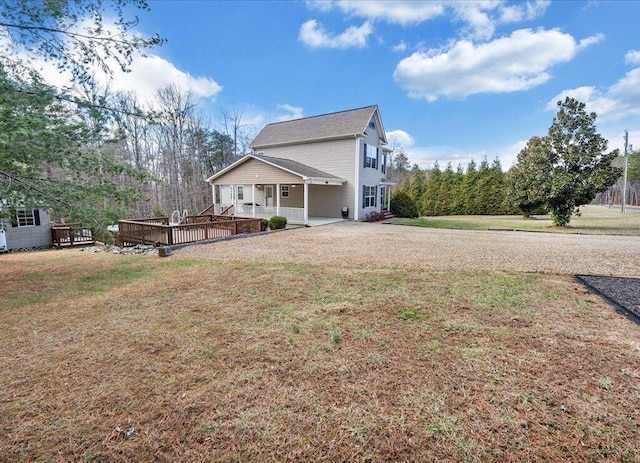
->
[[250, 105, 380, 148], [259, 156, 343, 180]]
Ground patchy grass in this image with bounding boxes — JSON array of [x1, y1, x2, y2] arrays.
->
[[1, 250, 639, 461], [397, 205, 640, 235]]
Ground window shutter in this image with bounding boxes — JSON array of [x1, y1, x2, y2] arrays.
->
[[34, 209, 41, 226], [376, 147, 379, 170], [374, 186, 378, 207], [362, 185, 366, 208], [363, 143, 367, 168]]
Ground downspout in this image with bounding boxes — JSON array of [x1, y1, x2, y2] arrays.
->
[[353, 135, 360, 221], [303, 180, 309, 226]]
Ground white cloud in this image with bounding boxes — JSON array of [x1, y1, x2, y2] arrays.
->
[[1, 20, 222, 108], [392, 41, 408, 53], [101, 55, 222, 106], [625, 50, 640, 65], [276, 104, 304, 121], [394, 28, 597, 102], [452, 2, 496, 41], [307, 0, 550, 40], [298, 19, 373, 49], [307, 0, 445, 26], [387, 129, 415, 150], [578, 33, 604, 49], [547, 68, 640, 121], [499, 0, 550, 23]]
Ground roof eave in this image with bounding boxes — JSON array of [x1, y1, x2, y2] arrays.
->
[[251, 133, 361, 150], [304, 177, 346, 185]]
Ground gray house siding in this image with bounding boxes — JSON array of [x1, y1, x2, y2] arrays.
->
[[257, 138, 357, 219], [357, 119, 387, 220], [3, 208, 52, 251]]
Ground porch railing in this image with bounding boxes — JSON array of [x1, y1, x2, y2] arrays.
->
[[51, 224, 95, 248], [215, 204, 305, 223]]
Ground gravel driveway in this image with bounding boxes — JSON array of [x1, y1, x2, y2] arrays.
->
[[173, 221, 640, 277]]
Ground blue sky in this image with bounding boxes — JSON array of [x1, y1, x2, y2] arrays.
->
[[32, 1, 640, 169]]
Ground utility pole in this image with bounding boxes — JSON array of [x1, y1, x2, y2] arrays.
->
[[622, 131, 629, 214]]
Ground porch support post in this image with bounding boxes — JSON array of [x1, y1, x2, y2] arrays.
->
[[387, 185, 392, 210], [276, 183, 281, 216], [251, 184, 256, 218], [303, 181, 309, 226]]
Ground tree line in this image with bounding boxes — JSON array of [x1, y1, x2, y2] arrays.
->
[[392, 157, 517, 217], [0, 1, 258, 240], [390, 98, 623, 226]]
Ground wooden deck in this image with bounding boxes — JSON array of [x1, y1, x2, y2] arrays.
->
[[117, 215, 262, 247], [51, 224, 95, 248]]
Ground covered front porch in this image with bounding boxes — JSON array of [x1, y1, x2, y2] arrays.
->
[[207, 155, 348, 226], [212, 180, 347, 226]]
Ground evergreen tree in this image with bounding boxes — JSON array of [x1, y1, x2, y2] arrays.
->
[[408, 168, 427, 209], [510, 97, 621, 225], [508, 136, 550, 217], [421, 161, 442, 215]]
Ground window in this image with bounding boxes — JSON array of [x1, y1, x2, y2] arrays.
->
[[281, 185, 289, 197], [363, 143, 378, 169], [380, 186, 386, 208], [369, 121, 375, 130], [237, 186, 244, 201], [362, 185, 377, 208], [13, 209, 39, 227], [381, 154, 387, 174]]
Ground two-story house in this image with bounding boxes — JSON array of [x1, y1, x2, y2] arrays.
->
[[206, 105, 393, 225]]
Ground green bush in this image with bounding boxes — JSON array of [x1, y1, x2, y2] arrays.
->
[[261, 218, 269, 231], [390, 192, 419, 218], [268, 216, 287, 230]]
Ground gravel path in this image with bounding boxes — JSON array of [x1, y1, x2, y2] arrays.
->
[[173, 221, 640, 277]]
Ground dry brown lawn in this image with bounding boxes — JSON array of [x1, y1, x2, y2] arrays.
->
[[1, 226, 640, 462]]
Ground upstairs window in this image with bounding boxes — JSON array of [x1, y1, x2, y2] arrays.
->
[[363, 143, 378, 169], [382, 154, 387, 174]]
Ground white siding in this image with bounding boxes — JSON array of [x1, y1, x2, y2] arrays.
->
[[259, 138, 357, 219]]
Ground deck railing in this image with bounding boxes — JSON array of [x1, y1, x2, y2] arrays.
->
[[51, 224, 95, 248], [117, 215, 262, 247]]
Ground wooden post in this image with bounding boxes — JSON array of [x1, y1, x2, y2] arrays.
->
[[167, 225, 174, 245]]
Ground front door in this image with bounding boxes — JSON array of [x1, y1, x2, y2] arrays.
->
[[265, 186, 274, 207]]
